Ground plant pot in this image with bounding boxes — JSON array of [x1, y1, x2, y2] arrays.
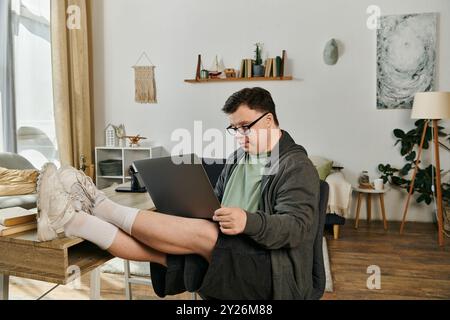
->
[[253, 65, 265, 77]]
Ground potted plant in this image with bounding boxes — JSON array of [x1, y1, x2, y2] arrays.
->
[[378, 119, 450, 233], [253, 43, 265, 77]]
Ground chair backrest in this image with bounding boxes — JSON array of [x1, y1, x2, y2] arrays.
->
[[0, 152, 36, 170], [311, 180, 329, 300], [201, 158, 226, 188]]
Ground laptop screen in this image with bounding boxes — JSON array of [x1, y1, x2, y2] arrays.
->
[[201, 158, 226, 188]]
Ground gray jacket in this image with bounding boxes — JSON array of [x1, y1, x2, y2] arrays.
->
[[214, 131, 321, 299]]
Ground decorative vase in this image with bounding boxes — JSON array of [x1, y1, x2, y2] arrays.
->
[[358, 171, 371, 188], [253, 65, 265, 77]]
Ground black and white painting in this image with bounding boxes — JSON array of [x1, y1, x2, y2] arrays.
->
[[377, 13, 437, 109]]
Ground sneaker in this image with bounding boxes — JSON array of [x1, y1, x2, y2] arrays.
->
[[37, 163, 77, 241], [57, 165, 106, 215]]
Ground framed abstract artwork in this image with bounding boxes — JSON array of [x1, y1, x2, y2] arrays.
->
[[377, 13, 437, 109]]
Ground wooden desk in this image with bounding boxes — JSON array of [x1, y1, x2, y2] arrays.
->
[[0, 183, 154, 300]]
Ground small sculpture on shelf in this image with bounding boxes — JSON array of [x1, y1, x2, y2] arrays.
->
[[105, 124, 117, 147], [125, 135, 148, 148], [208, 55, 225, 79], [113, 124, 126, 147], [224, 69, 236, 78]]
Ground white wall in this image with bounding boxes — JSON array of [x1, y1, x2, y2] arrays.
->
[[91, 0, 450, 223]]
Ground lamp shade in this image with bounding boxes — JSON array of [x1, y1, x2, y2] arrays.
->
[[411, 92, 450, 120]]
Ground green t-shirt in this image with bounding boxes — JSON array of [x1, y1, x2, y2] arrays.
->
[[221, 153, 269, 212]]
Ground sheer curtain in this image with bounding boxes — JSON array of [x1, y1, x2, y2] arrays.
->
[[2, 0, 93, 172], [11, 0, 58, 169], [0, 0, 17, 153]]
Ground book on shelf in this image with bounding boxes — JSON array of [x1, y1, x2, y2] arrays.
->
[[0, 207, 37, 227], [275, 56, 282, 77], [246, 59, 253, 78], [239, 59, 246, 78], [0, 221, 37, 237], [264, 58, 273, 77], [280, 50, 287, 77], [272, 58, 278, 78]]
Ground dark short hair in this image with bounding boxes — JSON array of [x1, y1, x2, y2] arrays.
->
[[222, 88, 279, 126]]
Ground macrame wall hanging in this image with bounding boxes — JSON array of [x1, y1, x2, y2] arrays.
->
[[132, 52, 157, 104]]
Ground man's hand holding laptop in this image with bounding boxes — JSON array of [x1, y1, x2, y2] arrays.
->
[[213, 207, 247, 236]]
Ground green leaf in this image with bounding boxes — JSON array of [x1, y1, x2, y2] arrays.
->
[[417, 194, 426, 203], [405, 152, 416, 162], [401, 146, 409, 156], [392, 176, 403, 186], [416, 119, 427, 127], [394, 129, 405, 139], [400, 163, 412, 175]]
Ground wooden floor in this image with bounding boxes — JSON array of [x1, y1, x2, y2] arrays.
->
[[323, 220, 450, 300], [6, 220, 450, 300]]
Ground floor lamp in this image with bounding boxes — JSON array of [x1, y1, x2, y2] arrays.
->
[[400, 92, 450, 247]]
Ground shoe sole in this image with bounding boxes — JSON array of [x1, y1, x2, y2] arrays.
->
[[37, 163, 59, 242]]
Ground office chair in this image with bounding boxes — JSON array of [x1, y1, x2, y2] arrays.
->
[[311, 180, 329, 300]]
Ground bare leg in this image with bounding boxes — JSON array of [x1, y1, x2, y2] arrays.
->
[[131, 211, 219, 262], [108, 229, 167, 266]]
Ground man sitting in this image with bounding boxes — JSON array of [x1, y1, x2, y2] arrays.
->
[[36, 87, 321, 300]]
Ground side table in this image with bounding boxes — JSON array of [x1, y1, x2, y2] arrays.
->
[[353, 187, 390, 230]]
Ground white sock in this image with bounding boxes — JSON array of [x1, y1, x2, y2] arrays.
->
[[64, 212, 119, 250], [93, 198, 140, 235]]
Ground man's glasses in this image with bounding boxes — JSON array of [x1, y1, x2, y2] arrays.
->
[[226, 112, 270, 136]]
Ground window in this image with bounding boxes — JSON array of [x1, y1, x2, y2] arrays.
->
[[11, 0, 59, 168]]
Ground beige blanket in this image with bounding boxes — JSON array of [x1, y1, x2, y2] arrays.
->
[[326, 171, 352, 217], [0, 167, 39, 196]]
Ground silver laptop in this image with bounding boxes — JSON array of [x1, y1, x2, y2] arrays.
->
[[133, 154, 221, 219]]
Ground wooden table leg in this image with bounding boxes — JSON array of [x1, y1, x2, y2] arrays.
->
[[333, 225, 340, 240], [0, 274, 9, 300], [380, 194, 388, 230], [367, 194, 372, 223], [355, 193, 362, 229]]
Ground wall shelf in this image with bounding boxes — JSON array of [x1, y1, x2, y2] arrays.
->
[[184, 76, 293, 84]]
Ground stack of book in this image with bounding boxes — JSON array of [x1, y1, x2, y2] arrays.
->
[[239, 50, 286, 79], [0, 207, 38, 237], [264, 56, 283, 78], [239, 59, 255, 78]]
